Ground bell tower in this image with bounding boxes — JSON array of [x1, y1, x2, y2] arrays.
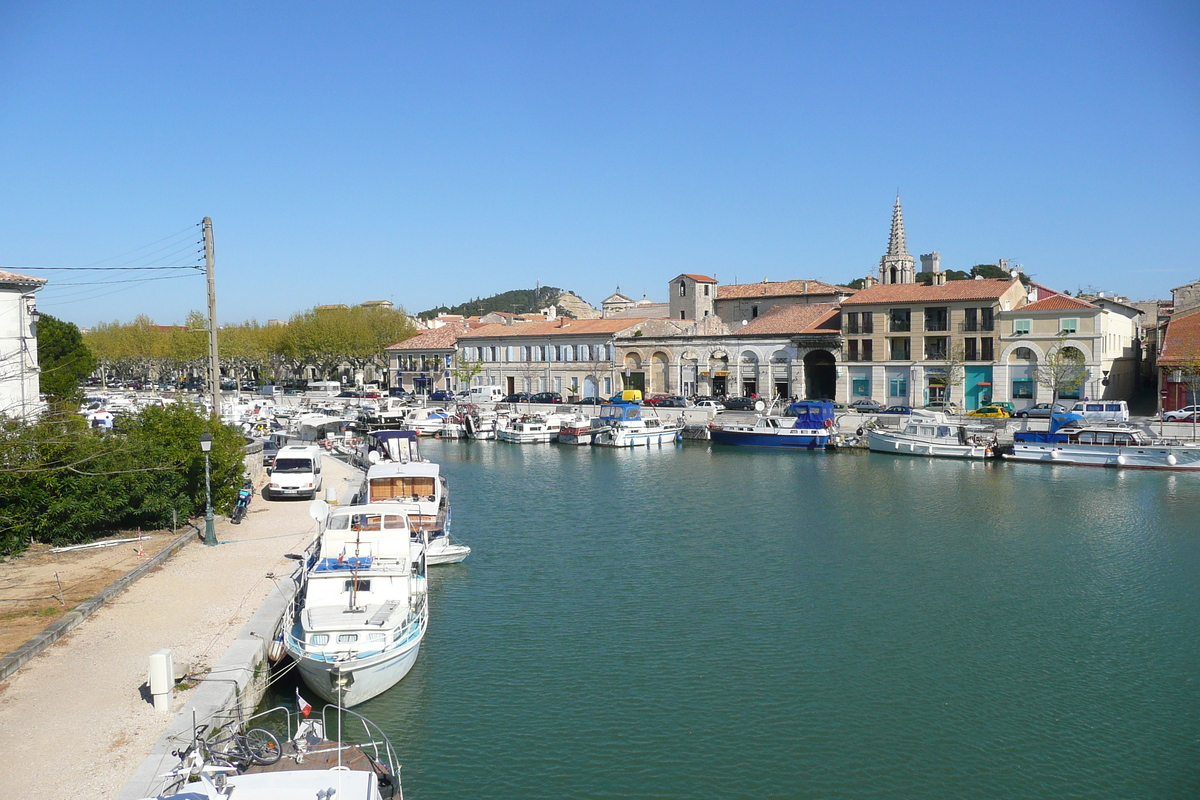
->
[[878, 194, 916, 284]]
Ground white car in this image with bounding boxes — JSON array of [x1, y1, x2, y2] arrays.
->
[[695, 400, 726, 411], [1164, 405, 1200, 422]]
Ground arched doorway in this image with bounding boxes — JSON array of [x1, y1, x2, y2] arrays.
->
[[771, 349, 791, 399], [623, 353, 645, 394], [651, 352, 670, 395], [739, 351, 759, 397], [709, 351, 729, 396], [803, 350, 836, 400]]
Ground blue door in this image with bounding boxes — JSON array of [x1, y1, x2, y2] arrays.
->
[[964, 367, 993, 410]]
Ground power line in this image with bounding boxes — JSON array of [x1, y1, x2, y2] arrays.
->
[[39, 273, 201, 288], [14, 265, 202, 272]]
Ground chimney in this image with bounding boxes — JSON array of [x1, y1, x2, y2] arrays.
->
[[863, 275, 878, 288]]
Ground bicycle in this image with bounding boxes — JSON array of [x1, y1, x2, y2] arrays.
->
[[183, 723, 283, 771]]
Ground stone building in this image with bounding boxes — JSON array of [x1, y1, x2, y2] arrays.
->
[[387, 323, 469, 394], [879, 194, 917, 285]]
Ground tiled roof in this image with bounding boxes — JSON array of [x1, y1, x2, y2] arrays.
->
[[1160, 307, 1200, 365], [717, 279, 850, 299], [1019, 295, 1097, 312], [731, 303, 840, 336], [679, 273, 717, 283], [388, 323, 468, 350], [459, 318, 650, 339], [841, 278, 1020, 305], [0, 269, 48, 286]]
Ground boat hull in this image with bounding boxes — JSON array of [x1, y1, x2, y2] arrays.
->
[[593, 427, 681, 447], [426, 537, 471, 565], [710, 428, 830, 449], [1005, 443, 1200, 470], [290, 620, 425, 707], [868, 430, 992, 459]]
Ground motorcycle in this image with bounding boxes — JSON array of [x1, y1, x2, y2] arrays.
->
[[230, 480, 253, 524]]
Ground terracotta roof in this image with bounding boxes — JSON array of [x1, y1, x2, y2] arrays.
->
[[717, 279, 850, 300], [388, 323, 468, 350], [1019, 295, 1097, 312], [841, 278, 1021, 305], [678, 273, 717, 283], [459, 318, 650, 338], [0, 269, 48, 286], [732, 303, 840, 336], [1160, 307, 1200, 365]]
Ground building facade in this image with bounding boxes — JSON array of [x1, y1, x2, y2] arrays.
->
[[0, 270, 47, 420]]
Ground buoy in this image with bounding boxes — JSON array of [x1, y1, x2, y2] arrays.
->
[[267, 637, 286, 662]]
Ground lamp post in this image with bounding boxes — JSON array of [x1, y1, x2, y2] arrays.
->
[[200, 431, 216, 546]]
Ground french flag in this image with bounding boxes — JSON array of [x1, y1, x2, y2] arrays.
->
[[296, 689, 312, 718]]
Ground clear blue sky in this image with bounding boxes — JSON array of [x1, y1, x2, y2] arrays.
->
[[1, 1, 1197, 327]]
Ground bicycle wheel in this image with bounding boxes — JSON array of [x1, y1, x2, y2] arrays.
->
[[242, 727, 282, 765]]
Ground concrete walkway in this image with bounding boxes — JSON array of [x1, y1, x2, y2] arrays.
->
[[0, 457, 362, 800]]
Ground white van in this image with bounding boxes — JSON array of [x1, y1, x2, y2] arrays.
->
[[468, 386, 506, 403], [1069, 400, 1130, 423], [267, 445, 324, 500]]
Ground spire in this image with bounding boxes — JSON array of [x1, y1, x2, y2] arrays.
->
[[887, 193, 908, 256]]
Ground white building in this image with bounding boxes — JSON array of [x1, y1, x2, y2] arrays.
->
[[0, 270, 47, 420]]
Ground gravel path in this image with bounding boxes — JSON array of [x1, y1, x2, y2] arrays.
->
[[0, 456, 362, 800]]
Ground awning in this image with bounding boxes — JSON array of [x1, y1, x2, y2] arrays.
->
[[975, 382, 993, 386]]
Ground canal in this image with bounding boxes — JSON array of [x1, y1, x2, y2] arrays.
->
[[285, 440, 1200, 797]]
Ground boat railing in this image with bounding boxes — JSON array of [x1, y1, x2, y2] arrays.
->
[[286, 595, 427, 662]]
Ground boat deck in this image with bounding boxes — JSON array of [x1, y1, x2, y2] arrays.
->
[[242, 740, 385, 775]]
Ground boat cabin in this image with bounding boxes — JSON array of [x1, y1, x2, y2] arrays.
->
[[783, 401, 835, 429]]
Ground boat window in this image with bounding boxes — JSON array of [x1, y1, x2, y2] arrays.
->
[[1114, 434, 1132, 445], [1076, 432, 1095, 444], [1096, 432, 1114, 445], [921, 426, 936, 436], [344, 579, 371, 592], [369, 632, 387, 642], [337, 633, 359, 644], [937, 426, 951, 437], [309, 634, 329, 646], [370, 476, 436, 502]]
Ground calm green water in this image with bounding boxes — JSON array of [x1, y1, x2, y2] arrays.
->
[[298, 441, 1200, 797]]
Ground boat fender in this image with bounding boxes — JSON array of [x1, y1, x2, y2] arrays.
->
[[1167, 454, 1178, 466], [823, 418, 833, 428], [267, 635, 286, 662], [1116, 455, 1126, 466], [856, 427, 864, 437]]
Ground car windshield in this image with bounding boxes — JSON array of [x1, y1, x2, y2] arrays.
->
[[273, 458, 312, 473]]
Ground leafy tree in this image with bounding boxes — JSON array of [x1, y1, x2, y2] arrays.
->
[[1036, 343, 1088, 407], [36, 314, 96, 404], [451, 353, 484, 391], [928, 344, 967, 406], [845, 278, 866, 290]]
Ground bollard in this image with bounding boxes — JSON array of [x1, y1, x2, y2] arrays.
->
[[324, 486, 339, 505], [148, 648, 174, 712]]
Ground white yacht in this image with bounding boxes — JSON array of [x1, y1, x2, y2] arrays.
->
[[354, 430, 470, 565], [1007, 415, 1200, 470], [403, 407, 451, 436], [497, 413, 564, 443], [867, 411, 997, 459], [590, 402, 681, 447], [285, 502, 428, 707]]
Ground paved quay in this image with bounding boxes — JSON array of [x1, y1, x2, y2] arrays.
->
[[0, 456, 362, 800]]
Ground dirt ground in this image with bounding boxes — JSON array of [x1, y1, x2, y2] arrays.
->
[[0, 529, 188, 656]]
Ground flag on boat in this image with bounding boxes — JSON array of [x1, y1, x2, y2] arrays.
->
[[296, 689, 312, 718]]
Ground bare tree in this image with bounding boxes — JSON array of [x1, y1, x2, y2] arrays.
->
[[1036, 343, 1088, 408]]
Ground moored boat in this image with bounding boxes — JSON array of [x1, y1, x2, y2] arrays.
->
[[710, 401, 835, 449], [285, 502, 428, 707], [867, 411, 997, 459], [590, 402, 681, 447], [1006, 413, 1200, 470], [497, 413, 564, 443]]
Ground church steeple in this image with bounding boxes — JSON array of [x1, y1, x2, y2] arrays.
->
[[879, 194, 916, 284]]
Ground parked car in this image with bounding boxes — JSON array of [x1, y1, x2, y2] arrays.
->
[[656, 396, 690, 408], [643, 394, 671, 407], [849, 399, 884, 413], [502, 392, 531, 403], [986, 401, 1016, 415], [261, 439, 281, 466], [966, 405, 1010, 418], [881, 405, 913, 415], [923, 401, 959, 413], [362, 390, 382, 399], [575, 396, 606, 406], [695, 400, 725, 411], [388, 387, 411, 398], [529, 391, 563, 404], [1164, 405, 1200, 422], [1069, 400, 1130, 422], [429, 389, 455, 401], [1016, 403, 1066, 419], [336, 390, 362, 398], [722, 397, 759, 411]]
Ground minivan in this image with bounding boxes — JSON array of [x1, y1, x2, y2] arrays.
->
[[1069, 400, 1129, 422], [468, 386, 506, 403], [267, 445, 324, 500]]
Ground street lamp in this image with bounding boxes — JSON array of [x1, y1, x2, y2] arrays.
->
[[199, 431, 216, 546]]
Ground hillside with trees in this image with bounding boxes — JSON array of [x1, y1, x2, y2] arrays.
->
[[419, 286, 565, 320], [846, 264, 1031, 290]]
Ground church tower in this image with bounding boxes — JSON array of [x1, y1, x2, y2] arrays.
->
[[878, 194, 916, 284]]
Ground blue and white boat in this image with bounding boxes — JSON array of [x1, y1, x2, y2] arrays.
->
[[1007, 413, 1200, 470], [710, 401, 836, 449], [590, 402, 681, 447], [286, 502, 428, 707]]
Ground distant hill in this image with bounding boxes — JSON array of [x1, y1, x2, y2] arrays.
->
[[419, 287, 565, 320]]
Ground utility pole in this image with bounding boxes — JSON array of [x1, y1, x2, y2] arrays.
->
[[202, 217, 221, 417]]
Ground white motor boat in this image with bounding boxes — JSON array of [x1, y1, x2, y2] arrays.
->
[[497, 413, 564, 443], [403, 407, 451, 436], [590, 402, 681, 447], [354, 430, 470, 565], [867, 411, 997, 459], [1006, 414, 1200, 470], [556, 410, 597, 445], [285, 502, 428, 707]]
